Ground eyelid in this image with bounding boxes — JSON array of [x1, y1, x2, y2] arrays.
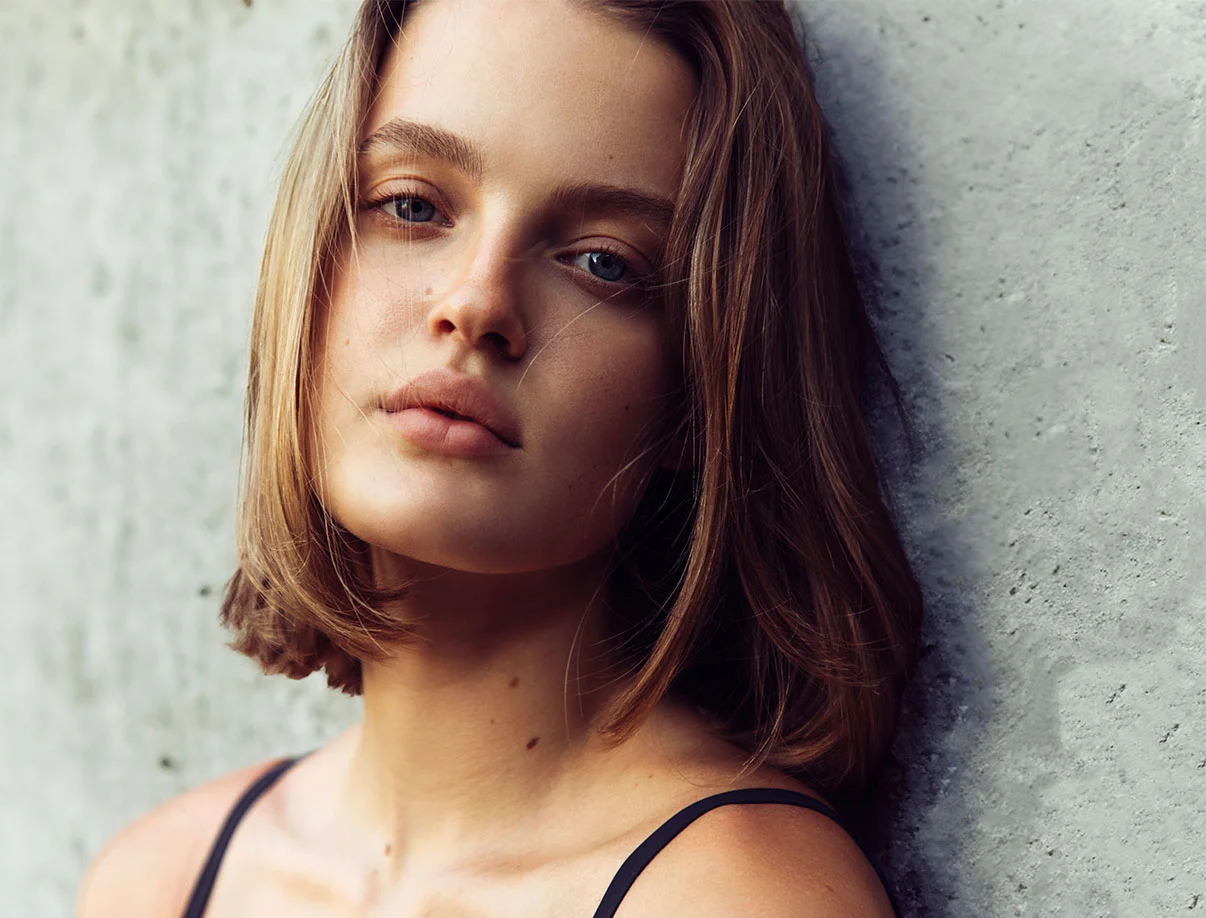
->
[[361, 178, 455, 223], [568, 232, 651, 268], [564, 241, 654, 291]]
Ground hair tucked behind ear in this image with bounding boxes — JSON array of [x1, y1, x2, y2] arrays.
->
[[221, 0, 922, 796]]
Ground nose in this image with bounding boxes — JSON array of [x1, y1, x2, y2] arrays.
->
[[426, 231, 528, 362]]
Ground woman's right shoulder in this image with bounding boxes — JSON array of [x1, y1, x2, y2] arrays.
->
[[75, 758, 288, 918]]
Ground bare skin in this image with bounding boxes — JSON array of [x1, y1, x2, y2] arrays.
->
[[77, 1, 894, 915]]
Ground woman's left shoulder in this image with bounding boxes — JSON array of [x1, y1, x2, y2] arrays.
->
[[619, 784, 895, 918]]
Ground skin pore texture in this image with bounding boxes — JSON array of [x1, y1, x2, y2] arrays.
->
[[77, 1, 894, 915]]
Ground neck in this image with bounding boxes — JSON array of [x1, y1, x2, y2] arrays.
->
[[334, 551, 633, 865]]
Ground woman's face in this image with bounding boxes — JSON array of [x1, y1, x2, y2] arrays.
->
[[312, 0, 695, 576]]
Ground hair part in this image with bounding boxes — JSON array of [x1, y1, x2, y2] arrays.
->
[[221, 0, 923, 797]]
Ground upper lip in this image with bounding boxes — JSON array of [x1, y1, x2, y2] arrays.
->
[[381, 368, 522, 448]]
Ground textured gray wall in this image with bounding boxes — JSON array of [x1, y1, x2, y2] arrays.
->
[[2, 1, 1202, 915]]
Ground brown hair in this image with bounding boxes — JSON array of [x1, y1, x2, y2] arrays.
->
[[221, 0, 923, 796]]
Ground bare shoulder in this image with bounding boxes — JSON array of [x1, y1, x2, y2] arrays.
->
[[616, 789, 895, 918], [76, 758, 286, 918]]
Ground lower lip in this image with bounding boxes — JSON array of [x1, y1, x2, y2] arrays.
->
[[381, 408, 518, 458]]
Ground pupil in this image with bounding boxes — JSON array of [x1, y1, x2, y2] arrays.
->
[[589, 251, 626, 282], [398, 196, 434, 222]]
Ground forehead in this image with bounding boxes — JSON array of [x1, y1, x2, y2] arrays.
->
[[363, 0, 696, 199]]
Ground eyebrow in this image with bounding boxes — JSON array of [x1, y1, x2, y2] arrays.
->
[[358, 117, 485, 182], [358, 117, 676, 230], [548, 180, 676, 232]]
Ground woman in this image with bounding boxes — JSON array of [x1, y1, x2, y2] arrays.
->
[[79, 0, 922, 914]]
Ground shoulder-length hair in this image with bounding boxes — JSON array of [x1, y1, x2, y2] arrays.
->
[[221, 0, 923, 797]]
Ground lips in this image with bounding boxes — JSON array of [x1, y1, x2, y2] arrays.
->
[[379, 368, 522, 448]]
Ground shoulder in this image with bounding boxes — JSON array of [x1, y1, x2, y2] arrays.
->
[[615, 791, 895, 918], [76, 758, 287, 918]]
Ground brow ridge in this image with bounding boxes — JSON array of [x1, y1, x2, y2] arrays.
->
[[549, 180, 676, 230]]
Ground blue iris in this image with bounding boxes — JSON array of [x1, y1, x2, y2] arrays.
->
[[388, 195, 437, 223], [587, 251, 627, 282]]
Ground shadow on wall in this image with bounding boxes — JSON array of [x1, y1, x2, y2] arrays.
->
[[802, 16, 996, 918]]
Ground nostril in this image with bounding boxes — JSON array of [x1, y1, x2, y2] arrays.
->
[[484, 331, 513, 357]]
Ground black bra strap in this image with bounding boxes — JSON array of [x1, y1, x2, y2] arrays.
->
[[589, 788, 901, 918], [181, 756, 300, 918], [182, 767, 899, 917]]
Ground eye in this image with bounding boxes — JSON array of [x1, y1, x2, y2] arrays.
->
[[377, 194, 440, 223], [569, 248, 642, 286]]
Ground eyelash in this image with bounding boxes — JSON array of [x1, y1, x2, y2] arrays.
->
[[360, 191, 652, 292]]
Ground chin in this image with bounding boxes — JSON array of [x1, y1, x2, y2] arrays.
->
[[320, 454, 630, 576], [332, 498, 598, 577]]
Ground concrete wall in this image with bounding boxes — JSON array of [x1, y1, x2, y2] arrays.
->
[[2, 1, 1202, 915]]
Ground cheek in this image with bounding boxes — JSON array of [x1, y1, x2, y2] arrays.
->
[[309, 252, 423, 480], [314, 242, 438, 411], [545, 327, 671, 485], [322, 245, 428, 354]]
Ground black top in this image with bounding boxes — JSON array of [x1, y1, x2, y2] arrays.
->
[[182, 756, 902, 918]]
